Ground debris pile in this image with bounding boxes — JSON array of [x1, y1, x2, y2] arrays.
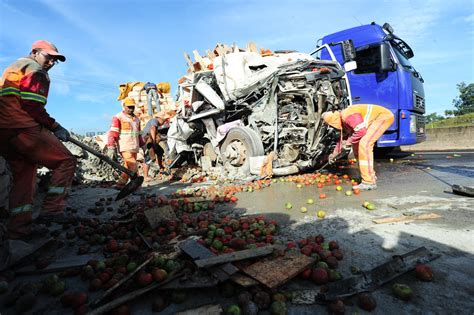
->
[[118, 81, 177, 122], [62, 135, 119, 184], [167, 42, 350, 177]]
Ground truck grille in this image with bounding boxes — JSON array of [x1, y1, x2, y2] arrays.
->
[[414, 94, 425, 112], [416, 115, 425, 137]]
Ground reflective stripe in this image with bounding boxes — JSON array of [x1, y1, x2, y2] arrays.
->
[[110, 127, 120, 132], [363, 105, 373, 126], [120, 131, 140, 136], [353, 122, 365, 131], [358, 160, 369, 166], [0, 87, 21, 97], [10, 204, 32, 215], [20, 91, 47, 104], [47, 186, 65, 194]]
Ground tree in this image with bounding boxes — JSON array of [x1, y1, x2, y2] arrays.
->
[[451, 82, 474, 116]]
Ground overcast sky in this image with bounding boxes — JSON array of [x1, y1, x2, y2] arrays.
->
[[1, 0, 473, 134]]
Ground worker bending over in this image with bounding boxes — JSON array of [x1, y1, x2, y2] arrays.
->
[[322, 104, 394, 190], [141, 116, 169, 180], [107, 98, 144, 189], [0, 40, 77, 239]]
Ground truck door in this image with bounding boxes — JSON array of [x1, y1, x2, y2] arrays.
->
[[348, 44, 399, 135]]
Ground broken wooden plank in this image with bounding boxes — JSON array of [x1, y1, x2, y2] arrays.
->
[[318, 247, 440, 301], [183, 52, 195, 72], [372, 212, 441, 224], [91, 253, 157, 306], [144, 205, 176, 228], [230, 273, 259, 287], [214, 44, 226, 57], [15, 253, 102, 276], [192, 50, 207, 70], [247, 41, 257, 52], [206, 49, 216, 61], [159, 271, 218, 289], [240, 251, 315, 289], [135, 227, 152, 249], [87, 271, 184, 315], [175, 304, 223, 315], [452, 184, 474, 197], [179, 238, 238, 281], [195, 246, 275, 268]]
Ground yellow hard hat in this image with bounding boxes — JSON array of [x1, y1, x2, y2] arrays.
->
[[123, 97, 136, 106]]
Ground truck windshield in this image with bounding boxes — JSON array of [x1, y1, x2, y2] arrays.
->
[[392, 45, 412, 69]]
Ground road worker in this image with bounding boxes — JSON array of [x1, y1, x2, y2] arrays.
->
[[322, 104, 394, 190], [140, 82, 162, 117], [140, 115, 170, 180], [107, 97, 144, 189], [0, 40, 77, 239]]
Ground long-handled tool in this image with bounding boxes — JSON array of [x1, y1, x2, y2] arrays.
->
[[67, 137, 144, 200], [317, 151, 349, 172]]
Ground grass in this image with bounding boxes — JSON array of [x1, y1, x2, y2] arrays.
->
[[427, 112, 474, 129]]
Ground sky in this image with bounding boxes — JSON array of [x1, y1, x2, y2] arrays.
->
[[0, 0, 473, 134]]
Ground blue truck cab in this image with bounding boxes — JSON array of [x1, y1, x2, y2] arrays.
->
[[313, 22, 426, 147]]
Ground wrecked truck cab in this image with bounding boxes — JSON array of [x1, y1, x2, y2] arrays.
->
[[168, 47, 352, 176]]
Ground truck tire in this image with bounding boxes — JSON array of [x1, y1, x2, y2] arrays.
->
[[221, 127, 264, 175]]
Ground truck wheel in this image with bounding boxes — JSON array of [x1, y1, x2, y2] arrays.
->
[[221, 127, 264, 175]]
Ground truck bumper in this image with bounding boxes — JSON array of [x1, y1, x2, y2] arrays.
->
[[377, 110, 425, 147]]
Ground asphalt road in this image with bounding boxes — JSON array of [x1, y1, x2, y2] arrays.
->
[[230, 150, 474, 314]]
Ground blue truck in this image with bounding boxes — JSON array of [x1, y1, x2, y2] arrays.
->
[[312, 22, 426, 151]]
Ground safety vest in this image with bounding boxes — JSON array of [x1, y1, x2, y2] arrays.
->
[[341, 104, 393, 130], [114, 111, 141, 153], [0, 57, 48, 128]]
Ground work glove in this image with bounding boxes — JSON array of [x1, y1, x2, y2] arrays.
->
[[107, 147, 117, 161], [342, 140, 352, 152], [328, 152, 338, 165], [52, 124, 70, 141]]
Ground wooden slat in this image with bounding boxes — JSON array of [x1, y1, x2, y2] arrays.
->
[[183, 53, 195, 72], [195, 246, 274, 268], [240, 251, 315, 289], [92, 253, 156, 306], [230, 273, 259, 287], [15, 252, 102, 275], [214, 44, 226, 57], [247, 42, 257, 53], [206, 49, 216, 61], [372, 212, 441, 224], [192, 50, 206, 70], [176, 304, 223, 315], [179, 239, 238, 281]]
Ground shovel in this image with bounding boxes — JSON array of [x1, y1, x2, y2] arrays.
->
[[67, 137, 144, 200]]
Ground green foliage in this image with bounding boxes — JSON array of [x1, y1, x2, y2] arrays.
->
[[425, 112, 445, 124], [451, 82, 474, 116], [427, 112, 474, 128]]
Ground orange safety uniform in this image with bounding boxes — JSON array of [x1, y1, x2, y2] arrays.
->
[[0, 57, 76, 238], [324, 104, 394, 185], [107, 111, 144, 185]]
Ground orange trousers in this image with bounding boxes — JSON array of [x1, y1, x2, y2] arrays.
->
[[0, 126, 76, 238], [353, 113, 394, 184], [117, 151, 138, 185]]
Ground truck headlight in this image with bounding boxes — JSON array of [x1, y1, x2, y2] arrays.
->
[[410, 115, 416, 133]]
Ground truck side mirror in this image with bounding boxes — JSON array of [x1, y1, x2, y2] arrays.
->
[[380, 43, 395, 72], [342, 40, 356, 62]]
